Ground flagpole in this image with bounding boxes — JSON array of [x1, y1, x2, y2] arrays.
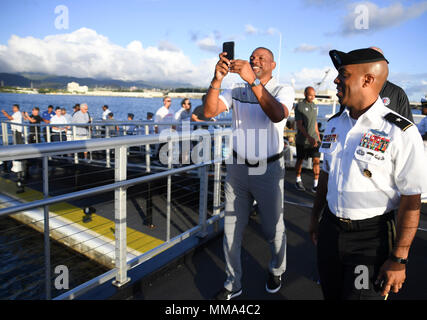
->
[[277, 31, 282, 83]]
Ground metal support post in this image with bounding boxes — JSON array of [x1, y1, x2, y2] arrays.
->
[[73, 126, 78, 164], [198, 164, 209, 238], [166, 140, 172, 242], [106, 127, 111, 168], [145, 125, 151, 173], [213, 134, 222, 216], [43, 156, 51, 299], [23, 126, 29, 144], [112, 146, 130, 287], [1, 122, 8, 146]]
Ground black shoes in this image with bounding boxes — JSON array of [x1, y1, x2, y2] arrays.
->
[[295, 181, 305, 191], [266, 273, 282, 294], [215, 287, 243, 300], [215, 272, 283, 299]]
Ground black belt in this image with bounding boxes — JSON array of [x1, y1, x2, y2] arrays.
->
[[232, 150, 283, 167], [324, 205, 394, 230]]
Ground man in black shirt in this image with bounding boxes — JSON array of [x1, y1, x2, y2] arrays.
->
[[23, 107, 45, 143], [379, 80, 413, 122], [191, 94, 215, 129], [370, 47, 413, 122]]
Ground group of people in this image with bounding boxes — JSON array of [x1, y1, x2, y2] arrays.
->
[[1, 103, 91, 144], [204, 45, 426, 301], [152, 95, 215, 134]]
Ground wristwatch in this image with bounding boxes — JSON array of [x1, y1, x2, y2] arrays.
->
[[250, 79, 261, 87], [389, 253, 408, 265]]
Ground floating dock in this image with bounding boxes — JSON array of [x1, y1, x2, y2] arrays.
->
[[0, 157, 210, 269]]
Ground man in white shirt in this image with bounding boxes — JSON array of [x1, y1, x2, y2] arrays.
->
[[204, 47, 295, 300], [2, 104, 23, 144], [50, 107, 68, 142], [154, 96, 175, 134], [102, 105, 111, 120], [310, 48, 427, 300]]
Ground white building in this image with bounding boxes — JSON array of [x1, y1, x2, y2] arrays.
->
[[67, 82, 88, 94]]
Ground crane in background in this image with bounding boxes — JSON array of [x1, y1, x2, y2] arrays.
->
[[314, 69, 331, 91]]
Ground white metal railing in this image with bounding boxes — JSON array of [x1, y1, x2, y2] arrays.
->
[[0, 125, 232, 299]]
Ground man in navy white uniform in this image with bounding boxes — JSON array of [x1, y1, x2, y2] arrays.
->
[[204, 47, 294, 300], [309, 48, 427, 300]]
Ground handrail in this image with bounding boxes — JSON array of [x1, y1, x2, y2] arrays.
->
[[0, 127, 233, 161], [0, 160, 216, 217], [0, 128, 231, 299], [1, 120, 233, 127]]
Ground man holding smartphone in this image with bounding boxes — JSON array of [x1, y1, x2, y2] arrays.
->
[[204, 46, 295, 300]]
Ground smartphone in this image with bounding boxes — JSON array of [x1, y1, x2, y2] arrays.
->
[[222, 41, 235, 61]]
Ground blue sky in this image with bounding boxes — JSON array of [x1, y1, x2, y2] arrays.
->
[[0, 0, 426, 100]]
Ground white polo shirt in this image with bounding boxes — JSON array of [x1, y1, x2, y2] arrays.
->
[[320, 97, 427, 220], [11, 111, 23, 132], [50, 115, 68, 133], [219, 77, 295, 161]]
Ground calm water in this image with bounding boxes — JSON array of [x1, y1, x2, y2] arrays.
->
[[0, 217, 108, 300], [0, 92, 420, 123]]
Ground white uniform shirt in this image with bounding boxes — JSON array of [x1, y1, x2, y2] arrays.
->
[[11, 111, 23, 132], [219, 77, 295, 161], [320, 97, 427, 220]]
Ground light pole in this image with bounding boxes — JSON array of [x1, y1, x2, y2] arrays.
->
[[276, 30, 282, 83]]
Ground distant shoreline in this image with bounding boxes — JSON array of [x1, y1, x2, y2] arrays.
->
[[0, 88, 423, 105], [0, 88, 206, 99]]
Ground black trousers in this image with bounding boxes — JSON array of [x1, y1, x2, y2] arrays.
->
[[317, 206, 396, 300], [13, 130, 23, 145]]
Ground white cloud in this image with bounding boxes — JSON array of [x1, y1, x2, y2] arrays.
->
[[388, 72, 427, 102], [294, 44, 320, 53], [342, 1, 427, 35], [285, 67, 338, 91], [0, 28, 216, 86], [245, 24, 258, 35], [293, 43, 332, 54], [158, 40, 180, 52], [196, 35, 221, 53]]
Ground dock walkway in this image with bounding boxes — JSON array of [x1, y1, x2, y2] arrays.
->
[[129, 169, 427, 300]]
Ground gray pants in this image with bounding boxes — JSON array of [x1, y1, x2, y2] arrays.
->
[[223, 157, 287, 291]]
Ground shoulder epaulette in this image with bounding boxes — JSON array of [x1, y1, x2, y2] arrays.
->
[[327, 109, 344, 122], [384, 112, 413, 131]]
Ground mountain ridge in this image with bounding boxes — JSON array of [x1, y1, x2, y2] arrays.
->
[[0, 72, 196, 90]]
